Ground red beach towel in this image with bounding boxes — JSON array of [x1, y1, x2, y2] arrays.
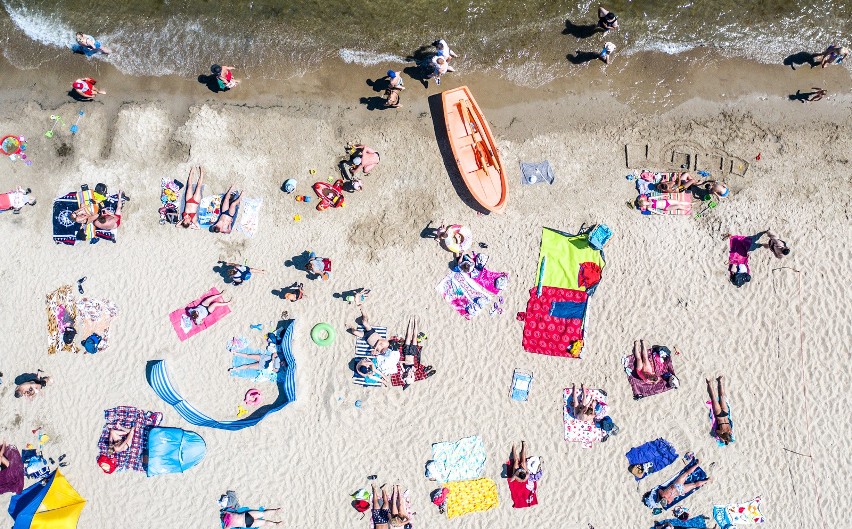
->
[[506, 463, 538, 508]]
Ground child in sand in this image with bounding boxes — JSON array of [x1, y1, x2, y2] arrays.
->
[[305, 251, 331, 281], [72, 77, 105, 100]]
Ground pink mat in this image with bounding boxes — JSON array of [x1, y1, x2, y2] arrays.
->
[[729, 236, 752, 265], [169, 287, 231, 341]]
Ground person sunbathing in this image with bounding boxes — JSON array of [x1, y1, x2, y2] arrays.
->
[[14, 370, 51, 399], [354, 358, 389, 386], [0, 186, 36, 213], [645, 460, 713, 509], [399, 318, 436, 387], [229, 349, 281, 374], [706, 376, 733, 444], [0, 442, 13, 470], [283, 282, 305, 302], [389, 484, 411, 527], [222, 507, 282, 528], [347, 305, 391, 354], [636, 194, 694, 214], [657, 173, 699, 193], [632, 340, 659, 383], [570, 383, 597, 424], [370, 483, 391, 529], [180, 166, 204, 229], [211, 185, 242, 233], [187, 291, 231, 325], [93, 191, 126, 230], [221, 261, 264, 285], [508, 441, 530, 482], [106, 424, 135, 455]]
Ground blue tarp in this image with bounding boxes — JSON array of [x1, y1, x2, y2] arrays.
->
[[147, 320, 296, 431], [146, 427, 206, 477]]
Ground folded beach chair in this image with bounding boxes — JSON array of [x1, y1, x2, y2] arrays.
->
[[169, 287, 231, 341], [509, 369, 533, 401], [706, 400, 736, 446], [644, 461, 708, 511]]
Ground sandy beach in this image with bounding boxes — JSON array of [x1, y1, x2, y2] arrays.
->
[[0, 45, 849, 529]]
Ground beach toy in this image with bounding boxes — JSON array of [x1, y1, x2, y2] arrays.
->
[[309, 169, 316, 174], [250, 323, 262, 331], [755, 152, 761, 161], [236, 405, 248, 418], [39, 434, 49, 446], [293, 214, 301, 222], [244, 389, 262, 407], [283, 179, 296, 193], [310, 322, 336, 346], [70, 109, 85, 134], [1, 135, 22, 156], [25, 443, 33, 450], [354, 399, 363, 408], [313, 180, 344, 211], [45, 115, 65, 138]]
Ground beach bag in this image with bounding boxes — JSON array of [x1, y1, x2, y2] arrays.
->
[[81, 333, 102, 353], [62, 327, 78, 345], [589, 224, 613, 250]]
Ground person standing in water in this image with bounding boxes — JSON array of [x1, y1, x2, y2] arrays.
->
[[211, 64, 240, 90], [599, 42, 616, 64], [597, 6, 619, 32], [75, 32, 111, 55]]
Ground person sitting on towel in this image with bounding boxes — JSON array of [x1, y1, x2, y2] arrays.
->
[[354, 358, 389, 387], [508, 441, 531, 482], [657, 173, 699, 193], [570, 383, 598, 424], [706, 376, 733, 444], [347, 304, 391, 354], [643, 459, 713, 509]]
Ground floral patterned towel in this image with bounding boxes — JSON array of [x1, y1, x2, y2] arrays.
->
[[430, 435, 487, 482], [714, 497, 765, 527], [563, 387, 608, 448]]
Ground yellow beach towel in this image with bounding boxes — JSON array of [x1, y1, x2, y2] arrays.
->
[[445, 478, 498, 519]]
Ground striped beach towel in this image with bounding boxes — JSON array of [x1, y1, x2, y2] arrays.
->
[[147, 321, 297, 430], [352, 326, 393, 387]]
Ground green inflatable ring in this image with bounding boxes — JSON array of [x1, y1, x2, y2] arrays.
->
[[310, 323, 336, 347]]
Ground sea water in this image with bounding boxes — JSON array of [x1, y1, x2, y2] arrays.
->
[[1, 0, 849, 84]]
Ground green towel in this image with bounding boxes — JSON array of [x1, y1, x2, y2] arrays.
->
[[537, 228, 605, 291]]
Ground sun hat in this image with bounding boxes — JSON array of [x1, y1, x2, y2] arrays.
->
[[72, 81, 84, 89], [387, 70, 396, 78]]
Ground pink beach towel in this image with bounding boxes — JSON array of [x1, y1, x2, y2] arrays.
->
[[729, 236, 752, 265], [169, 287, 231, 341], [622, 352, 676, 399]]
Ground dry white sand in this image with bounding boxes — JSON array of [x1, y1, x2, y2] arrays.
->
[[0, 57, 849, 529]]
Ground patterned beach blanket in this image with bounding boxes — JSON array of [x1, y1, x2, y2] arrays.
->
[[563, 387, 608, 448], [430, 435, 486, 482], [46, 285, 78, 355], [622, 350, 676, 399], [713, 497, 765, 527], [97, 406, 163, 472], [236, 197, 262, 237], [52, 191, 120, 245], [445, 478, 498, 519]]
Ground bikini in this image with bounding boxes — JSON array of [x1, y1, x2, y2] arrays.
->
[[183, 195, 200, 222]]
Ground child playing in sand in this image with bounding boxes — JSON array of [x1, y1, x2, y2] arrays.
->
[[72, 77, 105, 100], [305, 251, 331, 281]]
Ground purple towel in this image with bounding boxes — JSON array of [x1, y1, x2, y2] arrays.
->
[[625, 352, 676, 399], [0, 445, 24, 495]]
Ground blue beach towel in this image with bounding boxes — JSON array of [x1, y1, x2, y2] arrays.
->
[[644, 461, 708, 511], [228, 336, 281, 382], [625, 438, 678, 481], [650, 516, 709, 529], [147, 321, 296, 430]]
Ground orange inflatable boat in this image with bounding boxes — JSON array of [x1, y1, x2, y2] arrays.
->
[[441, 86, 507, 213]]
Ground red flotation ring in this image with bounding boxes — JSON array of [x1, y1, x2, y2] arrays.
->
[[313, 180, 345, 211]]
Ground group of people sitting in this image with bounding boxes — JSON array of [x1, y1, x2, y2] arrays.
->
[[635, 172, 729, 215], [349, 304, 435, 389], [179, 166, 242, 233], [69, 185, 127, 235], [369, 483, 412, 529]]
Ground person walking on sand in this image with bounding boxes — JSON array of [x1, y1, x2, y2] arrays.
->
[[434, 38, 459, 63], [211, 64, 240, 90], [814, 44, 849, 67], [75, 32, 111, 55], [72, 77, 105, 100], [597, 6, 619, 32], [599, 42, 616, 64], [760, 230, 790, 259]]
